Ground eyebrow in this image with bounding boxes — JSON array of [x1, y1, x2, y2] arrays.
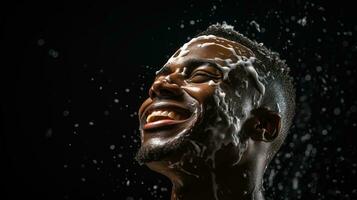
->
[[156, 58, 221, 76]]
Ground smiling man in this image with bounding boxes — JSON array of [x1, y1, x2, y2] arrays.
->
[[136, 23, 295, 200]]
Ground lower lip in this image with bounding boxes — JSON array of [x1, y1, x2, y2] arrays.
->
[[143, 119, 185, 130]]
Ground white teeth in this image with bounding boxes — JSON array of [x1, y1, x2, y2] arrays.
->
[[146, 110, 182, 123], [146, 114, 154, 123], [168, 111, 176, 119]]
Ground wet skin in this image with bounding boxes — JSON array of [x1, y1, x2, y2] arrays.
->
[[137, 36, 278, 200], [138, 37, 254, 156]]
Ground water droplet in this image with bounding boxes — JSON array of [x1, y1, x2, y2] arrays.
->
[[305, 74, 311, 81], [63, 110, 69, 116], [45, 128, 53, 138], [37, 39, 45, 46], [333, 107, 341, 115], [48, 49, 59, 58]]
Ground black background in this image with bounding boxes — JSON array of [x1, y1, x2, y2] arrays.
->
[[1, 1, 357, 200]]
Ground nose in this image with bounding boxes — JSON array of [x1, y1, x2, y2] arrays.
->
[[149, 76, 183, 99]]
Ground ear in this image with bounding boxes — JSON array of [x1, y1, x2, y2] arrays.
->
[[244, 107, 281, 142]]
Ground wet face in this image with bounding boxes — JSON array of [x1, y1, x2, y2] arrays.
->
[[136, 35, 256, 167]]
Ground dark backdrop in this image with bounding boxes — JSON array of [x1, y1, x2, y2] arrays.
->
[[1, 1, 356, 200]]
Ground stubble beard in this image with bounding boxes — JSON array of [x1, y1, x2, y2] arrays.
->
[[135, 86, 246, 166]]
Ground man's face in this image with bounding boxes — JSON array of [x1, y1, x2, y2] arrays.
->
[[136, 35, 255, 167]]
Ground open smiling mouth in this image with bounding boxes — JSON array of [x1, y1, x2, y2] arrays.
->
[[142, 105, 192, 131]]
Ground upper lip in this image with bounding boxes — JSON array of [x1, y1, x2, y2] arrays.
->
[[140, 100, 192, 127]]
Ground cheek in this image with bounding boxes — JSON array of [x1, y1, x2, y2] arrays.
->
[[139, 98, 152, 117], [214, 142, 245, 166], [180, 83, 217, 104]]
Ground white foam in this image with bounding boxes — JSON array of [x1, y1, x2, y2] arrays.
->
[[180, 67, 188, 76], [239, 57, 265, 95], [166, 35, 246, 64], [204, 85, 243, 169], [208, 80, 218, 86]]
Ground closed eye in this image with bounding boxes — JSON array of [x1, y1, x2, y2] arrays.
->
[[188, 70, 221, 83]]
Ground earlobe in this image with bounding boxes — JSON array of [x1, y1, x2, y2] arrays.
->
[[245, 108, 281, 142]]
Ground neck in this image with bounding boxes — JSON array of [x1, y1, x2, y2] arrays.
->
[[166, 159, 266, 200]]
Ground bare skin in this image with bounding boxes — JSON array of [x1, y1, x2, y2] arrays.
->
[[137, 36, 281, 200]]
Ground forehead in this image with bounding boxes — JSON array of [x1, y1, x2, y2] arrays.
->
[[166, 35, 255, 66]]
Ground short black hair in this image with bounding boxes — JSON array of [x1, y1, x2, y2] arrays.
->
[[196, 23, 296, 154]]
